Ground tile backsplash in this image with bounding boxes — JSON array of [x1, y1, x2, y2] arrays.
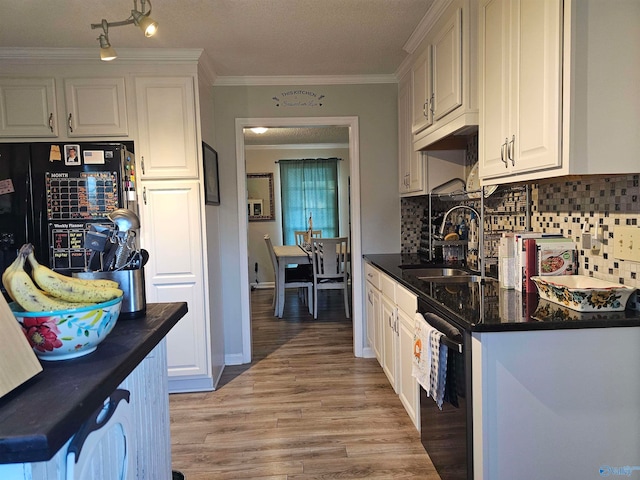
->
[[401, 173, 640, 310]]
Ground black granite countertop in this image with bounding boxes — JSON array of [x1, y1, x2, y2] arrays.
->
[[0, 302, 187, 464], [364, 253, 640, 333]]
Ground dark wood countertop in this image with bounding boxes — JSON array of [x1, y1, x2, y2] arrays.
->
[[0, 302, 187, 464]]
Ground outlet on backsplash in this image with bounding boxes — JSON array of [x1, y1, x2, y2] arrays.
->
[[613, 227, 640, 262]]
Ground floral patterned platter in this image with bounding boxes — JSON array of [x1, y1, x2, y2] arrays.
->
[[530, 275, 635, 312], [10, 296, 122, 361], [532, 298, 629, 322]]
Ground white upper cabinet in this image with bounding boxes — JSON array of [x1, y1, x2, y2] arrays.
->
[[480, 0, 640, 184], [0, 78, 57, 137], [134, 76, 199, 180], [479, 0, 562, 180], [64, 77, 128, 137], [432, 8, 462, 121], [399, 74, 425, 195], [412, 0, 478, 151], [411, 48, 433, 135]]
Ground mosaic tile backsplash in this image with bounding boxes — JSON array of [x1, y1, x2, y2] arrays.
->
[[401, 173, 640, 311]]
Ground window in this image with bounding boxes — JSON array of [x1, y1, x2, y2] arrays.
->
[[279, 158, 339, 245]]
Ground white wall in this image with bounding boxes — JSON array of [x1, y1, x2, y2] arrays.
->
[[212, 83, 400, 363]]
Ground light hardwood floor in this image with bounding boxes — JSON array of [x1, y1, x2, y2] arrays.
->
[[169, 288, 440, 479]]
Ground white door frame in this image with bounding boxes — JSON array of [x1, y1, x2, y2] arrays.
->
[[235, 116, 363, 363]]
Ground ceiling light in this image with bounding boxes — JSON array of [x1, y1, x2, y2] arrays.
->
[[98, 32, 117, 61], [251, 127, 268, 134], [131, 9, 158, 37], [91, 0, 158, 61]]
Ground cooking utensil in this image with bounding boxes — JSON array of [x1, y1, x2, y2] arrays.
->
[[107, 208, 140, 232], [114, 230, 137, 270]]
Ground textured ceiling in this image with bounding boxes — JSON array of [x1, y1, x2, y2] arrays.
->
[[244, 127, 350, 146], [0, 0, 434, 77]]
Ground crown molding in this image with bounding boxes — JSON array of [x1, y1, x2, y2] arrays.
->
[[214, 74, 398, 86], [402, 0, 454, 54], [0, 47, 206, 64], [245, 143, 349, 151], [197, 51, 218, 86]]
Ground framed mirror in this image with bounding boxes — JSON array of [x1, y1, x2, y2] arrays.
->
[[247, 172, 275, 221]]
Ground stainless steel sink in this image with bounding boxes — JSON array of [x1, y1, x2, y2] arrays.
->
[[418, 275, 499, 284], [405, 268, 470, 278]]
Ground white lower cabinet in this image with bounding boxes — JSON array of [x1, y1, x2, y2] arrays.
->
[[138, 180, 213, 392], [364, 261, 419, 430], [365, 280, 381, 362], [0, 341, 172, 480], [381, 294, 398, 392], [396, 286, 419, 430]]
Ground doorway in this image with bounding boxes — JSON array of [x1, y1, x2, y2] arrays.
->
[[235, 116, 363, 363]]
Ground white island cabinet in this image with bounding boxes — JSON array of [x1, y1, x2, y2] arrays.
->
[[472, 327, 640, 479], [0, 303, 187, 480]]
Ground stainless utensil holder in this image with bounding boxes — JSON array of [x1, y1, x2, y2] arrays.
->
[[74, 269, 146, 319]]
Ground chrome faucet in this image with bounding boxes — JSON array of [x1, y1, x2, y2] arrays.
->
[[438, 204, 483, 274], [439, 205, 481, 236]]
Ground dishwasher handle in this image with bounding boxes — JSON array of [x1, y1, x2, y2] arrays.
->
[[422, 312, 463, 354]]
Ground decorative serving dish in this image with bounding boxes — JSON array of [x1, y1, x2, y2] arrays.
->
[[532, 298, 629, 322], [10, 296, 123, 361], [530, 275, 635, 312]]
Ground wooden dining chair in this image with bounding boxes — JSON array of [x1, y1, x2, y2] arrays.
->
[[264, 234, 313, 316], [311, 237, 350, 319]]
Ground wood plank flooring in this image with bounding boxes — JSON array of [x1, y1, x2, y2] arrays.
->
[[169, 288, 440, 479]]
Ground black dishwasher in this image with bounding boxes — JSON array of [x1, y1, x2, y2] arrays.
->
[[418, 297, 473, 480]]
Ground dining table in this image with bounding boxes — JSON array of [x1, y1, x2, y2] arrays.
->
[[272, 244, 313, 317]]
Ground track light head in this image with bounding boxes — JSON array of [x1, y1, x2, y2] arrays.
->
[[131, 9, 158, 37], [98, 34, 117, 61], [90, 0, 158, 60]]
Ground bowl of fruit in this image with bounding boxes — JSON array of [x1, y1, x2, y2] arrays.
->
[[3, 244, 124, 361]]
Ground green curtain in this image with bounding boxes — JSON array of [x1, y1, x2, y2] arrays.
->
[[279, 158, 339, 245]]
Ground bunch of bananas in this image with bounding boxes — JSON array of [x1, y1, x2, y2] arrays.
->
[[2, 244, 123, 312]]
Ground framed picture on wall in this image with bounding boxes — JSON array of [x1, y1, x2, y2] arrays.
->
[[203, 142, 220, 205]]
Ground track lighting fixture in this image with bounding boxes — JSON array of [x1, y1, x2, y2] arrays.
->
[[91, 0, 158, 61]]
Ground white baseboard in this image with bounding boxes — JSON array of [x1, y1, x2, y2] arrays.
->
[[361, 346, 376, 359], [224, 352, 246, 365]]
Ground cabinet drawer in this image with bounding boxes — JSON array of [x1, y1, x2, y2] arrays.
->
[[396, 283, 417, 317], [380, 274, 396, 302], [364, 263, 381, 290]]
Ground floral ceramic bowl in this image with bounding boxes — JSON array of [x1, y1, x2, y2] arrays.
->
[[10, 296, 122, 361], [530, 275, 635, 312]]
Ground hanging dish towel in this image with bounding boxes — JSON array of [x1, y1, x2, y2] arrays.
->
[[429, 329, 448, 409], [412, 312, 433, 391]]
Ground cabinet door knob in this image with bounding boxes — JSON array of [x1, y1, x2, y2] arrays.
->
[[141, 156, 145, 175], [48, 113, 54, 132], [422, 101, 428, 118], [143, 186, 147, 205], [68, 113, 73, 133]]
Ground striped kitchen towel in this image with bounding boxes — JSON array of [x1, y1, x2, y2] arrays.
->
[[429, 329, 448, 409]]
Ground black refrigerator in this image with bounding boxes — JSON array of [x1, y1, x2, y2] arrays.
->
[[0, 142, 136, 291]]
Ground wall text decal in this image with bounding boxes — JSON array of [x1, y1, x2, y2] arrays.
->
[[272, 90, 325, 107]]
